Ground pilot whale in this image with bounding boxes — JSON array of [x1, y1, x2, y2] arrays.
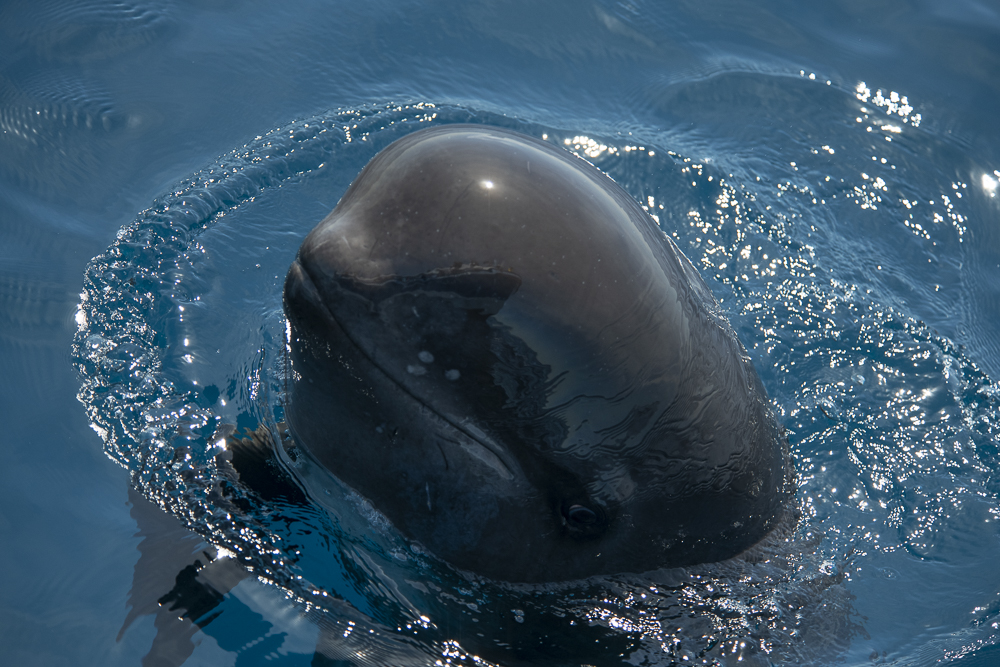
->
[[282, 125, 793, 583]]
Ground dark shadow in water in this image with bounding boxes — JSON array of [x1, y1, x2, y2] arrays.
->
[[120, 486, 252, 666]]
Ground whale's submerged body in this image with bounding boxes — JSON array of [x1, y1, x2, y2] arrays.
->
[[282, 125, 793, 583]]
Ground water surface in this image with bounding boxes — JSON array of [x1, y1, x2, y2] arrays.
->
[[2, 1, 999, 665]]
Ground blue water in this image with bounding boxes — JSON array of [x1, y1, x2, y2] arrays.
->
[[2, 1, 1000, 665]]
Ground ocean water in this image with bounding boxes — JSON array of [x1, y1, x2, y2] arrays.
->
[[2, 1, 999, 666]]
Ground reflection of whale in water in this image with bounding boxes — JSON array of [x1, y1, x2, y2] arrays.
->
[[282, 125, 795, 583], [119, 429, 436, 666]]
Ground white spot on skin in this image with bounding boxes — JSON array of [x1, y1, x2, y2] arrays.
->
[[407, 364, 426, 376], [445, 369, 461, 381], [418, 350, 434, 363]]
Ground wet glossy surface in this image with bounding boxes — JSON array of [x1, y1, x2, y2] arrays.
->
[[3, 0, 1000, 665], [284, 125, 791, 582]]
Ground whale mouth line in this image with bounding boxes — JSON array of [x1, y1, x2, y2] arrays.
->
[[289, 259, 519, 480]]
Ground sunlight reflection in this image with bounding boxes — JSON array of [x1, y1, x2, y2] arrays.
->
[[856, 82, 921, 127], [982, 172, 998, 197]]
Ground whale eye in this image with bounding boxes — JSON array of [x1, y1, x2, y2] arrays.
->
[[565, 504, 598, 526]]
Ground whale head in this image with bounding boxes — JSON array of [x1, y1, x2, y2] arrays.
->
[[282, 125, 792, 583]]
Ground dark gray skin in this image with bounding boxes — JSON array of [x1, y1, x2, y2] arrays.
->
[[283, 125, 793, 583]]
